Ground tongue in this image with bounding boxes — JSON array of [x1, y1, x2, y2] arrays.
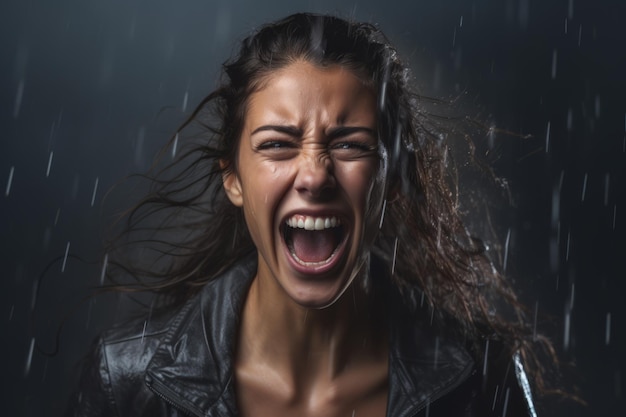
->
[[291, 229, 338, 263]]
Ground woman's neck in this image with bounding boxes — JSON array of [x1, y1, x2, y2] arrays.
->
[[236, 266, 387, 390]]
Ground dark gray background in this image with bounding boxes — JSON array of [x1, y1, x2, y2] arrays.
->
[[1, 0, 624, 415]]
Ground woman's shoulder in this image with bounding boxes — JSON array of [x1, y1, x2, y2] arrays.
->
[[66, 258, 258, 416], [99, 255, 258, 366], [98, 302, 191, 376], [65, 300, 194, 416]]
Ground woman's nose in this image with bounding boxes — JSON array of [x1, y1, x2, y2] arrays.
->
[[294, 154, 335, 199]]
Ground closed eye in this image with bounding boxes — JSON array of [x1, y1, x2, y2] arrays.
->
[[330, 140, 378, 161], [257, 140, 293, 150], [254, 139, 299, 160], [331, 141, 375, 151]]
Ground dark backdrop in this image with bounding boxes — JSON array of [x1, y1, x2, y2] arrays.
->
[[1, 0, 624, 415]]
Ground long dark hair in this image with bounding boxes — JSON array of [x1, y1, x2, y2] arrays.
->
[[104, 12, 558, 398]]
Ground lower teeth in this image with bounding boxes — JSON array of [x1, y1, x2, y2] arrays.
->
[[289, 247, 336, 266]]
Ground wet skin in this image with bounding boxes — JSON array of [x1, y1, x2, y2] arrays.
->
[[223, 60, 390, 416], [223, 59, 388, 309]]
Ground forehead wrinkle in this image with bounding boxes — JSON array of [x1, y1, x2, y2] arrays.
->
[[245, 61, 376, 139]]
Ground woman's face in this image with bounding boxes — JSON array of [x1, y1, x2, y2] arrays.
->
[[223, 60, 387, 308]]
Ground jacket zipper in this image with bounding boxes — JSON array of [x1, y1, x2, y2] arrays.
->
[[145, 376, 204, 417]]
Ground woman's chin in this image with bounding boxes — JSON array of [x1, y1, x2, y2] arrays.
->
[[283, 265, 368, 310], [290, 292, 344, 310]]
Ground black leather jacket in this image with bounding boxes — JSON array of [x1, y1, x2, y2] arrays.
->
[[66, 257, 538, 417]]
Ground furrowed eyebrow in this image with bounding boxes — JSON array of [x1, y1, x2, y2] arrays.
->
[[326, 126, 377, 140], [251, 125, 303, 137], [250, 125, 376, 139]]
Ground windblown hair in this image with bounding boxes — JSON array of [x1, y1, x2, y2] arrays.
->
[[105, 13, 558, 398]]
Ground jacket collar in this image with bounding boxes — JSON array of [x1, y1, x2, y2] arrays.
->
[[145, 255, 474, 417], [386, 288, 474, 416]]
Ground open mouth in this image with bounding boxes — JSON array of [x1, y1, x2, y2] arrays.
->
[[282, 215, 347, 267]]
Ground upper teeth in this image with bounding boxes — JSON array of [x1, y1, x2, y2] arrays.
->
[[286, 215, 340, 230]]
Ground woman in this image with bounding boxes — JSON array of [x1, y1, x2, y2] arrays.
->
[[68, 13, 548, 417]]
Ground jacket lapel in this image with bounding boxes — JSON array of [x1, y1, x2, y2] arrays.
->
[[143, 255, 475, 417], [145, 257, 257, 417], [385, 285, 475, 417]]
